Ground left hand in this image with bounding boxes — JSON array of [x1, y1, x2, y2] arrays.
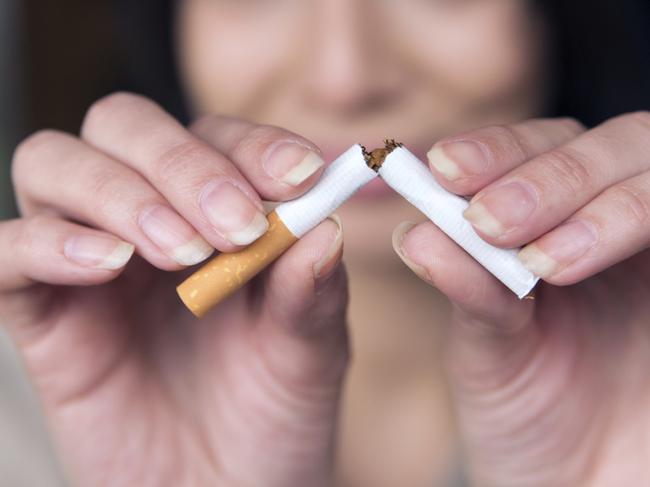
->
[[394, 112, 650, 485]]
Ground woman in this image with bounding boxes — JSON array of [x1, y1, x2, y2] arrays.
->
[[2, 0, 650, 485]]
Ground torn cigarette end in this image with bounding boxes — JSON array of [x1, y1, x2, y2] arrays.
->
[[362, 139, 403, 171], [177, 210, 297, 318]]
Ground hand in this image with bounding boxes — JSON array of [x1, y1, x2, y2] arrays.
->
[[1, 93, 348, 487], [394, 113, 650, 486]]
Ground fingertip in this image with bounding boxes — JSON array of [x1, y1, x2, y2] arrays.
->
[[398, 221, 452, 287], [63, 234, 134, 270], [392, 220, 429, 282], [95, 241, 135, 270], [266, 143, 325, 186], [427, 139, 491, 195], [397, 221, 529, 324], [193, 115, 325, 202], [313, 214, 344, 282]]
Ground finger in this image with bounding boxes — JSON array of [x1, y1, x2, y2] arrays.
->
[[392, 221, 534, 333], [12, 130, 213, 270], [518, 170, 650, 285], [427, 118, 585, 195], [190, 114, 325, 199], [0, 215, 133, 293], [462, 112, 650, 248], [81, 93, 320, 251]]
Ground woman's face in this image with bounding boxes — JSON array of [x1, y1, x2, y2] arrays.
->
[[177, 0, 547, 267]]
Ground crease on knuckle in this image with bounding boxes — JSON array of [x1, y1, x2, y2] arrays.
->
[[609, 184, 650, 227], [229, 124, 291, 161], [539, 147, 593, 194], [153, 140, 208, 186], [86, 168, 144, 219], [484, 125, 529, 162]]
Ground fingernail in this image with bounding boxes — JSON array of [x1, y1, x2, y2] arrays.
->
[[200, 181, 269, 245], [313, 214, 344, 280], [464, 181, 538, 238], [64, 235, 135, 270], [518, 220, 598, 278], [263, 142, 324, 186], [139, 205, 214, 266], [427, 141, 488, 181], [392, 221, 431, 282]]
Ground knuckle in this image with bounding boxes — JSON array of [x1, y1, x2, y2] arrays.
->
[[86, 167, 125, 201], [230, 124, 298, 160], [12, 130, 64, 187], [489, 124, 529, 158], [86, 167, 150, 218], [464, 124, 529, 165], [153, 139, 208, 185], [81, 92, 147, 135], [607, 184, 650, 227], [538, 147, 592, 193]]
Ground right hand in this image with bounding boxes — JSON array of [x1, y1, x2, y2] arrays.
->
[[0, 93, 349, 487]]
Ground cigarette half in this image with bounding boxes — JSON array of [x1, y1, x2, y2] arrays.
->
[[379, 147, 539, 298], [177, 144, 378, 318]]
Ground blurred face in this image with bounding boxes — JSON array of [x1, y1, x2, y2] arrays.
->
[[177, 0, 548, 268]]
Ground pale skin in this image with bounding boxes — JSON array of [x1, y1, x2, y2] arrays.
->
[[2, 1, 650, 486]]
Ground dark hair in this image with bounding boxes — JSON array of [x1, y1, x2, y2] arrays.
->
[[115, 0, 650, 127], [115, 0, 187, 122], [539, 0, 650, 125]]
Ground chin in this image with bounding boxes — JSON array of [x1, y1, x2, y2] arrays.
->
[[337, 193, 424, 271]]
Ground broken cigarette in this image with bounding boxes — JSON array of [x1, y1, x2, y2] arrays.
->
[[177, 139, 539, 318], [177, 144, 378, 317]]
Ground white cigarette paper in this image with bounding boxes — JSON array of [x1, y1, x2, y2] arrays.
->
[[276, 144, 377, 236], [379, 147, 539, 298]]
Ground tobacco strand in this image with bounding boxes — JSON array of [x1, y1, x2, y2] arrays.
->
[[361, 139, 403, 171]]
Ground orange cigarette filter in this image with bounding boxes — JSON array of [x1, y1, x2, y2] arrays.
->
[[177, 211, 297, 317]]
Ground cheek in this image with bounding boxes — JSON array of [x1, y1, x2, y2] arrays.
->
[[392, 1, 544, 101], [177, 1, 304, 116]]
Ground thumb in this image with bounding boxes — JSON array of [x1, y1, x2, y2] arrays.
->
[[225, 215, 347, 487], [207, 216, 347, 487], [393, 221, 539, 386], [256, 214, 349, 390]]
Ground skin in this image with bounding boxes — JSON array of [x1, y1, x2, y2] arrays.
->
[[1, 1, 650, 486]]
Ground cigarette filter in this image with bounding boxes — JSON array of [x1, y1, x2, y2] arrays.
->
[[177, 144, 377, 317], [378, 146, 539, 298]]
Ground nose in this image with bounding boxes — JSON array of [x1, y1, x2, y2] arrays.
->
[[302, 0, 400, 116]]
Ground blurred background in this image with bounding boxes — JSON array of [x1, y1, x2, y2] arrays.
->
[[1, 1, 649, 485], [0, 1, 123, 484]]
